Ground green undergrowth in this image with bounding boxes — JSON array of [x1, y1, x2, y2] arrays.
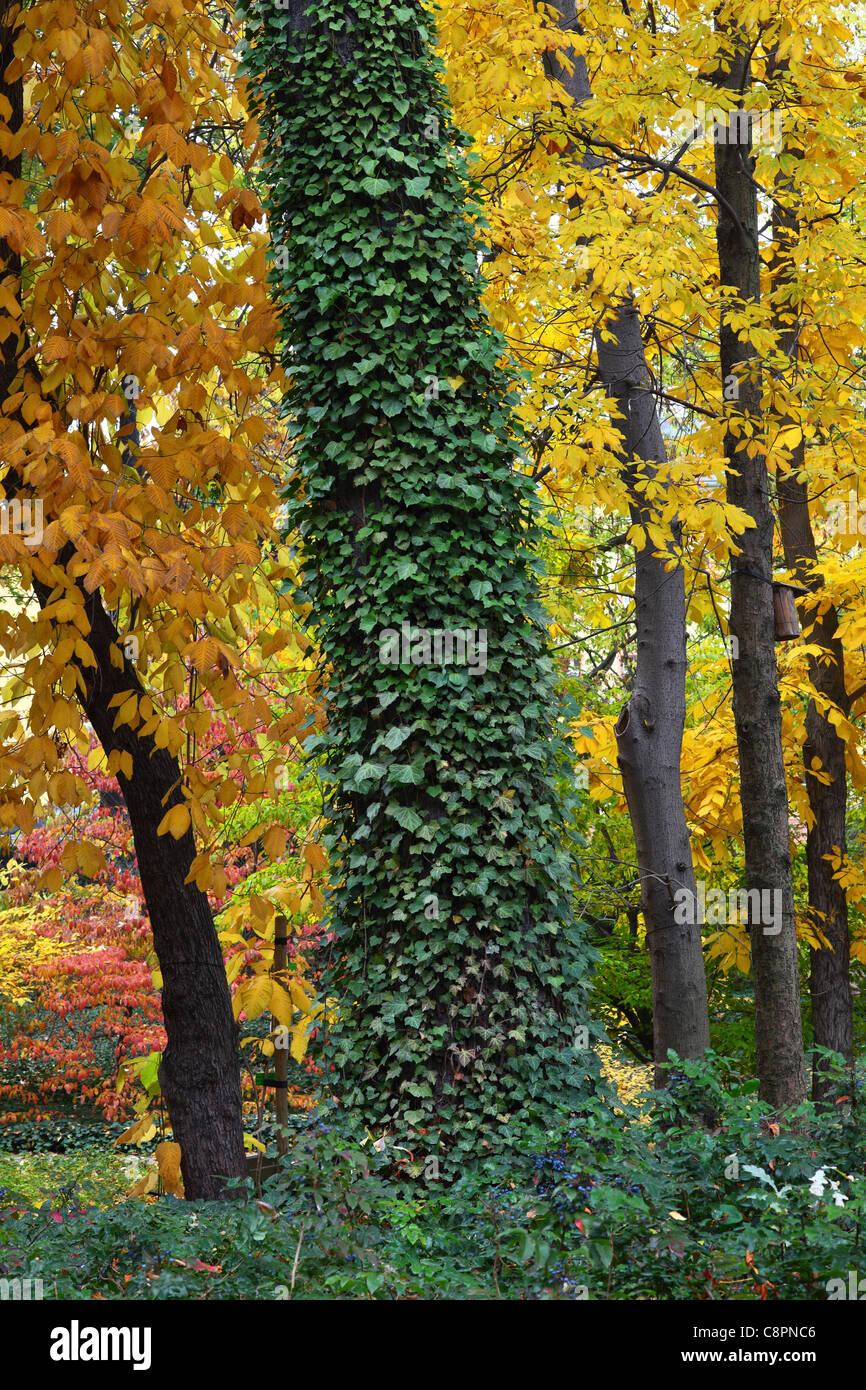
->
[[1, 1054, 864, 1300], [0, 1148, 150, 1212]]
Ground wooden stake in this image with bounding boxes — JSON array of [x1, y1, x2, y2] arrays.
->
[[273, 912, 289, 1157]]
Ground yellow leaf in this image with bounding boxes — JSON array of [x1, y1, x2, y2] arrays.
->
[[268, 980, 295, 1028], [157, 803, 191, 839], [234, 974, 273, 1021], [113, 694, 138, 730], [303, 841, 327, 873], [77, 841, 107, 878], [155, 1140, 184, 1196], [263, 825, 287, 860], [114, 1114, 157, 1146], [38, 867, 63, 894], [224, 954, 244, 986], [291, 1023, 309, 1063], [128, 1170, 159, 1198], [55, 28, 81, 62], [59, 505, 87, 540]]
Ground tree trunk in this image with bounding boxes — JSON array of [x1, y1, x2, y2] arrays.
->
[[606, 318, 711, 1080], [78, 593, 248, 1198], [20, 579, 248, 1200], [768, 57, 853, 1100], [542, 4, 709, 1081], [0, 4, 246, 1197], [712, 20, 806, 1107], [243, 0, 600, 1150]]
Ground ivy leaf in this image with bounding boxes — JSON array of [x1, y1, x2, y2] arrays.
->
[[360, 177, 391, 197], [382, 726, 412, 750], [387, 804, 423, 832], [404, 175, 430, 197]]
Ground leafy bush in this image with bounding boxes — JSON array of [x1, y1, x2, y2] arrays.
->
[[0, 1118, 141, 1154], [2, 1054, 864, 1299], [0, 1149, 149, 1211]]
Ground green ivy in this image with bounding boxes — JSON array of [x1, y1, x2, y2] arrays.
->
[[239, 0, 600, 1161]]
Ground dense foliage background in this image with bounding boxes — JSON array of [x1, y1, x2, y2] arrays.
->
[[2, 0, 866, 1303]]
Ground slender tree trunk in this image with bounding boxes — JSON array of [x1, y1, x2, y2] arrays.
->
[[605, 318, 711, 1079], [768, 57, 853, 1099], [0, 3, 246, 1197], [0, 4, 22, 412], [542, 4, 709, 1080], [711, 19, 805, 1106]]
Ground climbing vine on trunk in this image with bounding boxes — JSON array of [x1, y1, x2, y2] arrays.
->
[[240, 0, 599, 1160]]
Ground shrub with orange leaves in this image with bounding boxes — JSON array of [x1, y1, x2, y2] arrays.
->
[[0, 715, 318, 1129]]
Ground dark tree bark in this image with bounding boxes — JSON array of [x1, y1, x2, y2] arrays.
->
[[712, 19, 806, 1106], [0, 3, 21, 411], [12, 541, 247, 1204], [67, 591, 247, 1199], [768, 55, 853, 1100], [542, 3, 709, 1081], [783, 489, 854, 1102], [0, 3, 246, 1198]]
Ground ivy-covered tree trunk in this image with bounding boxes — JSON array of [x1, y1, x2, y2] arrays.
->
[[542, 5, 709, 1083], [712, 18, 806, 1107], [242, 0, 598, 1158]]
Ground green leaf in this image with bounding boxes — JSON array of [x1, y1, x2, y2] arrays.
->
[[382, 726, 412, 751], [404, 176, 430, 197], [360, 177, 391, 197], [387, 803, 423, 832]]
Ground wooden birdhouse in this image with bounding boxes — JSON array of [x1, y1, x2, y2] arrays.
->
[[772, 580, 809, 642]]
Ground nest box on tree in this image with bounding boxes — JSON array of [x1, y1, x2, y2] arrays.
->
[[772, 579, 809, 641]]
